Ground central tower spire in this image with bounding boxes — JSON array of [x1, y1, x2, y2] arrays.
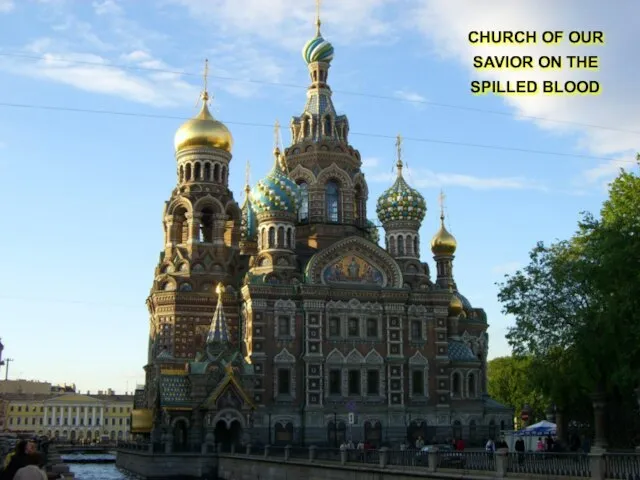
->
[[315, 0, 322, 36]]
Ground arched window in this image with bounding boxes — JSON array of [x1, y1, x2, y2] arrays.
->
[[397, 236, 405, 256], [277, 226, 285, 248], [194, 162, 201, 180], [221, 166, 227, 184], [268, 227, 275, 248], [204, 163, 211, 181], [325, 181, 339, 223], [200, 207, 214, 243], [468, 373, 476, 398], [324, 116, 331, 137], [452, 372, 461, 396], [213, 163, 220, 182], [286, 228, 292, 248], [414, 237, 419, 257], [354, 185, 364, 226], [179, 165, 184, 183], [298, 181, 309, 223], [406, 235, 413, 256], [389, 237, 396, 255], [185, 163, 192, 181], [304, 118, 311, 138]]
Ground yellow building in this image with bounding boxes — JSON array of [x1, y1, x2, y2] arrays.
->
[[3, 392, 133, 442]]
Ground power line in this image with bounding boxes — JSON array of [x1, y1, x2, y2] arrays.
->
[[1, 51, 638, 136], [0, 101, 629, 163]]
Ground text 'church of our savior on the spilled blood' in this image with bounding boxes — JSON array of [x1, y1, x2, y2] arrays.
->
[[129, 10, 513, 450]]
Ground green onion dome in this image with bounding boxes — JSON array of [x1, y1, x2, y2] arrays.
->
[[376, 164, 426, 226], [302, 34, 334, 64], [250, 149, 301, 215]]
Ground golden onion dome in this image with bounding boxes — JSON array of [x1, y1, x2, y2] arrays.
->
[[431, 214, 457, 256], [449, 292, 464, 317], [174, 93, 233, 153]]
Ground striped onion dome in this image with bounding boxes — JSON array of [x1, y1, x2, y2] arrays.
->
[[302, 34, 334, 64]]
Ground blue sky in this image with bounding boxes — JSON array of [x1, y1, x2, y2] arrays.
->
[[0, 0, 637, 394]]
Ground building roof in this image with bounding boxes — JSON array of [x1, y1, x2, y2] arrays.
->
[[159, 374, 191, 406], [448, 340, 479, 362]]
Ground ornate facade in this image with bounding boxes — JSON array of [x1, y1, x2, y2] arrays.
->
[[131, 11, 511, 450]]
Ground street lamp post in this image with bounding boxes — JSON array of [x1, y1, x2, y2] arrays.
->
[[268, 413, 272, 445]]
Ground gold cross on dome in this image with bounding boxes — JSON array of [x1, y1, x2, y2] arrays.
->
[[315, 0, 322, 35], [439, 190, 446, 220], [395, 134, 402, 162], [245, 159, 251, 187], [274, 119, 281, 150]]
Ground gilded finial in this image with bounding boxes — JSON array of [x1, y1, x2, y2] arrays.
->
[[274, 119, 281, 152], [244, 159, 251, 195], [215, 283, 225, 298], [395, 134, 403, 175], [201, 58, 210, 103], [438, 190, 446, 223], [315, 0, 322, 36]]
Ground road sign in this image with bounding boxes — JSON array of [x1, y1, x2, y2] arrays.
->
[[348, 412, 355, 425], [521, 412, 529, 421]]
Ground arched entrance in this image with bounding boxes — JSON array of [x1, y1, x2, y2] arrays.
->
[[327, 420, 346, 447], [173, 419, 189, 451], [215, 420, 242, 452], [364, 421, 382, 447], [274, 422, 294, 446], [407, 420, 429, 445]]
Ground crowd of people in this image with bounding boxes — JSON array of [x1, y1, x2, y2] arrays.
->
[[0, 437, 52, 480]]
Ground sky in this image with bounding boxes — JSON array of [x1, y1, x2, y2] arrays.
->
[[0, 0, 638, 395]]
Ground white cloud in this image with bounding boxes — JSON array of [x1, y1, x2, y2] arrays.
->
[[168, 0, 397, 50], [411, 0, 640, 187], [580, 153, 637, 184], [93, 0, 122, 16], [362, 157, 381, 169], [492, 261, 521, 276], [394, 90, 426, 104], [369, 168, 544, 190], [2, 48, 198, 107], [0, 0, 14, 13]]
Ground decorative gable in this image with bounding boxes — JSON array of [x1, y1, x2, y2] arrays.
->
[[304, 236, 403, 288]]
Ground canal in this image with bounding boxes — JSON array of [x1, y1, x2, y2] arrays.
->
[[68, 463, 128, 479]]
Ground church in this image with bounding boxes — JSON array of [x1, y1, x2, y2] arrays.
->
[[129, 7, 512, 450]]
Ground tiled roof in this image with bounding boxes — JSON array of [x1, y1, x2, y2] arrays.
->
[[483, 395, 513, 412], [448, 340, 479, 362], [159, 375, 190, 405]]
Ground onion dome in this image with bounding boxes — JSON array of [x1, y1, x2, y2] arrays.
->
[[302, 34, 334, 64], [376, 155, 426, 225], [431, 213, 457, 256], [174, 91, 233, 153], [241, 185, 257, 241], [448, 290, 464, 317], [250, 149, 301, 215]]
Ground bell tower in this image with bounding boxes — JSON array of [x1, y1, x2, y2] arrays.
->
[[145, 60, 244, 369], [284, 0, 370, 250]]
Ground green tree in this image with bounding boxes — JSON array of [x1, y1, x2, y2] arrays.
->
[[487, 356, 547, 424], [497, 167, 640, 445]]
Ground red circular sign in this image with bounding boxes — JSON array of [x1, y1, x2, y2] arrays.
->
[[521, 412, 529, 421]]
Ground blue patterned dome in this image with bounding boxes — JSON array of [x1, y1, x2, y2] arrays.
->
[[302, 35, 334, 64], [240, 188, 257, 241], [251, 151, 301, 215], [376, 167, 426, 225]]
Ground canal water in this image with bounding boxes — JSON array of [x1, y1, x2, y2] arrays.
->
[[69, 464, 128, 479]]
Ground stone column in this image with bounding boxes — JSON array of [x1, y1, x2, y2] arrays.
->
[[213, 214, 227, 246], [591, 393, 607, 450]]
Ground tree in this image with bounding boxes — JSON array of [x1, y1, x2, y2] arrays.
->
[[497, 167, 640, 446], [487, 356, 547, 424]]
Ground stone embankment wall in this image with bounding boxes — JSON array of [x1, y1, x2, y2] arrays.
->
[[116, 450, 218, 479]]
